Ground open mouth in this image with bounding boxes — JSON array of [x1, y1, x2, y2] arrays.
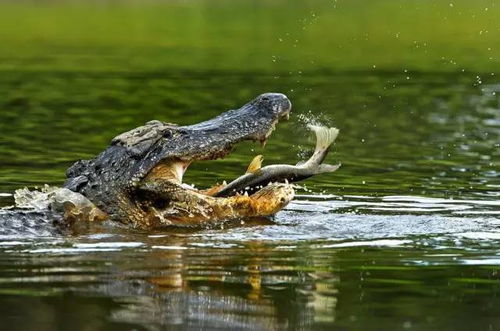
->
[[190, 112, 289, 187], [142, 93, 292, 197], [171, 93, 292, 185]]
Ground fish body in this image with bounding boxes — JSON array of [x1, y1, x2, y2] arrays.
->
[[214, 125, 340, 197]]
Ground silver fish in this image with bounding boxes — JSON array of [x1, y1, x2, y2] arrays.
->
[[214, 125, 340, 197]]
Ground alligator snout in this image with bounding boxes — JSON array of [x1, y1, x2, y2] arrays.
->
[[254, 93, 292, 119]]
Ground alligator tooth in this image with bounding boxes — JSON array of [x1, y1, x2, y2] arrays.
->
[[260, 139, 267, 147], [243, 191, 249, 197]]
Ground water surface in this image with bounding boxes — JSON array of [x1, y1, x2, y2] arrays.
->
[[0, 70, 498, 330], [0, 1, 499, 330]]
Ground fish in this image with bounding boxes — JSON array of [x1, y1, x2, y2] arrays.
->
[[214, 124, 341, 197]]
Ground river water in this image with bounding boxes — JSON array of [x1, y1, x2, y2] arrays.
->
[[0, 70, 498, 330]]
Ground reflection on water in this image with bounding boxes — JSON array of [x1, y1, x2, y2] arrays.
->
[[0, 236, 498, 330], [0, 69, 498, 329], [0, 192, 498, 329]]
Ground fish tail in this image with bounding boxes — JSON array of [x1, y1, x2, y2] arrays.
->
[[307, 124, 339, 152], [315, 163, 341, 174], [300, 125, 339, 168]]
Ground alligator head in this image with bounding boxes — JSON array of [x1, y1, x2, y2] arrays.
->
[[64, 93, 293, 227], [122, 93, 292, 185]]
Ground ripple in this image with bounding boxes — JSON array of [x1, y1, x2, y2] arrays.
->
[[0, 194, 497, 253], [289, 194, 500, 216], [151, 245, 188, 250], [453, 232, 500, 240], [74, 242, 144, 249], [460, 259, 500, 265], [0, 241, 31, 246], [314, 239, 411, 248], [25, 247, 122, 254]]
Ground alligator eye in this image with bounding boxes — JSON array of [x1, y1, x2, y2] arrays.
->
[[261, 97, 270, 101]]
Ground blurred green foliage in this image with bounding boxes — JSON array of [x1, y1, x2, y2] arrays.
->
[[0, 0, 499, 73]]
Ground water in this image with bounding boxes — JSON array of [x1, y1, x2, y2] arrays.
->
[[0, 70, 497, 330], [0, 1, 499, 330]]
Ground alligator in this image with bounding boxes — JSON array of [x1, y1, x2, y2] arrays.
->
[[1, 92, 339, 231], [56, 93, 293, 228]]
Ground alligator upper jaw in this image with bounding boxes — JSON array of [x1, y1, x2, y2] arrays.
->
[[180, 92, 292, 160], [135, 93, 292, 186], [162, 93, 292, 183]]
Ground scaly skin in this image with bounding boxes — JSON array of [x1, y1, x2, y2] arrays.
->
[[134, 179, 294, 227], [63, 93, 294, 228]]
